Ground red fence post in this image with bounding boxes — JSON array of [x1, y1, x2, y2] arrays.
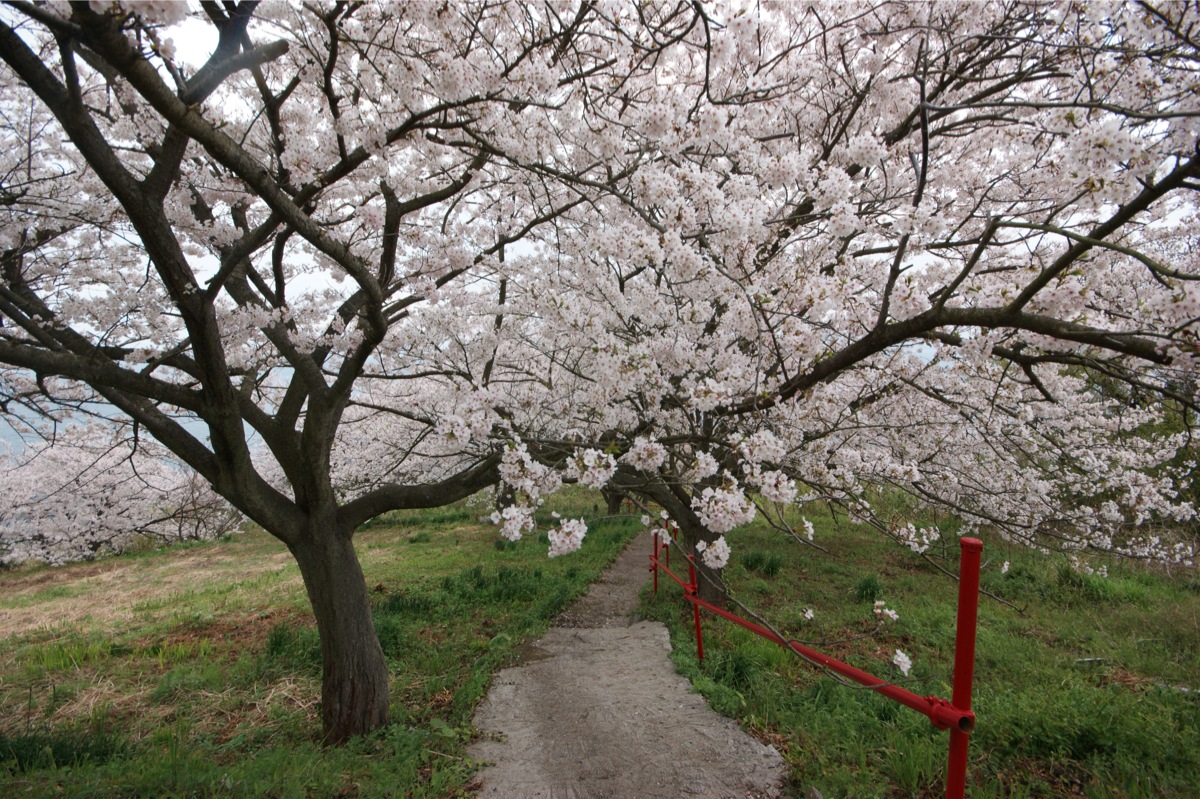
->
[[946, 537, 983, 799], [651, 529, 659, 594], [687, 555, 704, 661]]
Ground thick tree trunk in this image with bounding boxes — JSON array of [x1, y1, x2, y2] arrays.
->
[[601, 486, 625, 515], [290, 529, 389, 744]]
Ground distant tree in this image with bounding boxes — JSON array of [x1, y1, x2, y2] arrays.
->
[[0, 423, 242, 566]]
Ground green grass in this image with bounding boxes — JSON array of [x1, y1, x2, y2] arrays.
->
[[641, 508, 1200, 798], [5, 490, 1196, 798], [0, 487, 639, 798]]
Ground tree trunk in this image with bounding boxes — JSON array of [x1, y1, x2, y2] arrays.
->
[[494, 481, 516, 514], [635, 478, 729, 610], [290, 529, 389, 744], [601, 487, 625, 515]]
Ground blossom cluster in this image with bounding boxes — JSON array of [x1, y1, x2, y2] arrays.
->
[[692, 483, 756, 534], [695, 536, 731, 570], [489, 505, 536, 543], [752, 469, 798, 504], [498, 443, 561, 501], [547, 517, 588, 557], [622, 437, 667, 472], [565, 448, 617, 490], [895, 524, 941, 555], [490, 443, 563, 542], [873, 601, 900, 622]]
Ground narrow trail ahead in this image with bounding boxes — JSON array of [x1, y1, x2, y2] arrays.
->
[[469, 530, 786, 799]]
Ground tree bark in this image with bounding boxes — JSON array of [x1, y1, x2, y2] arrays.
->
[[290, 527, 389, 744], [601, 486, 625, 515], [494, 481, 516, 514], [633, 476, 729, 609]]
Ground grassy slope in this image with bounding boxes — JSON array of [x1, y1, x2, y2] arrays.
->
[[0, 488, 639, 798], [641, 508, 1200, 798]]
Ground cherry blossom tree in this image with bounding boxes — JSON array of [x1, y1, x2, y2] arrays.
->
[[0, 0, 682, 741], [460, 1, 1200, 602], [0, 423, 242, 565]]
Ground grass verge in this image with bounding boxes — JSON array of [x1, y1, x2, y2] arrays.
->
[[0, 488, 639, 798], [641, 508, 1200, 798]]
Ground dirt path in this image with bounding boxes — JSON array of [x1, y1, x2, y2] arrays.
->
[[469, 530, 786, 798]]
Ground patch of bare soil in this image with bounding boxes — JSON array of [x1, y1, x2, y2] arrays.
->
[[469, 530, 785, 798], [0, 547, 299, 638]]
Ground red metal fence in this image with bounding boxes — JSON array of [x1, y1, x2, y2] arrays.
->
[[649, 527, 983, 799]]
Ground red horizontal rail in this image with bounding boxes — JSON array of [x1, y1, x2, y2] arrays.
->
[[650, 531, 983, 799], [690, 589, 973, 733], [650, 549, 972, 733], [651, 546, 694, 593]]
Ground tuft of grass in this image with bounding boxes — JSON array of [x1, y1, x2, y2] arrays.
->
[[18, 637, 113, 675], [264, 623, 322, 671], [1, 707, 126, 776], [740, 550, 783, 577], [852, 573, 884, 603]]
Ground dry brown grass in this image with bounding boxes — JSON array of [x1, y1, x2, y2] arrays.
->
[[0, 539, 302, 639], [0, 530, 320, 743]]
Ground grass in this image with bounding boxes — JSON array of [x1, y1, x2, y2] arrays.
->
[[0, 487, 640, 798], [4, 488, 1196, 798], [641, 507, 1200, 798]]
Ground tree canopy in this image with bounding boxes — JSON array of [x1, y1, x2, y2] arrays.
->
[[1, 0, 1197, 740]]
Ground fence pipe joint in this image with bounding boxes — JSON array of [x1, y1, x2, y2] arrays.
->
[[926, 697, 975, 734]]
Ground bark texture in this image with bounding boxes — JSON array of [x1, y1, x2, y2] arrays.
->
[[601, 487, 626, 516], [291, 529, 389, 743]]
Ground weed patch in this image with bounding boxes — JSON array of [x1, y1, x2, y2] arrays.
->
[[740, 550, 783, 577], [0, 715, 126, 775], [263, 622, 322, 672]]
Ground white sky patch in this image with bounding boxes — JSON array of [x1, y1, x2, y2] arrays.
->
[[164, 12, 220, 68]]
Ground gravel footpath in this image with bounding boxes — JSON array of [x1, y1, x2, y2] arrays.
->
[[469, 529, 786, 798]]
